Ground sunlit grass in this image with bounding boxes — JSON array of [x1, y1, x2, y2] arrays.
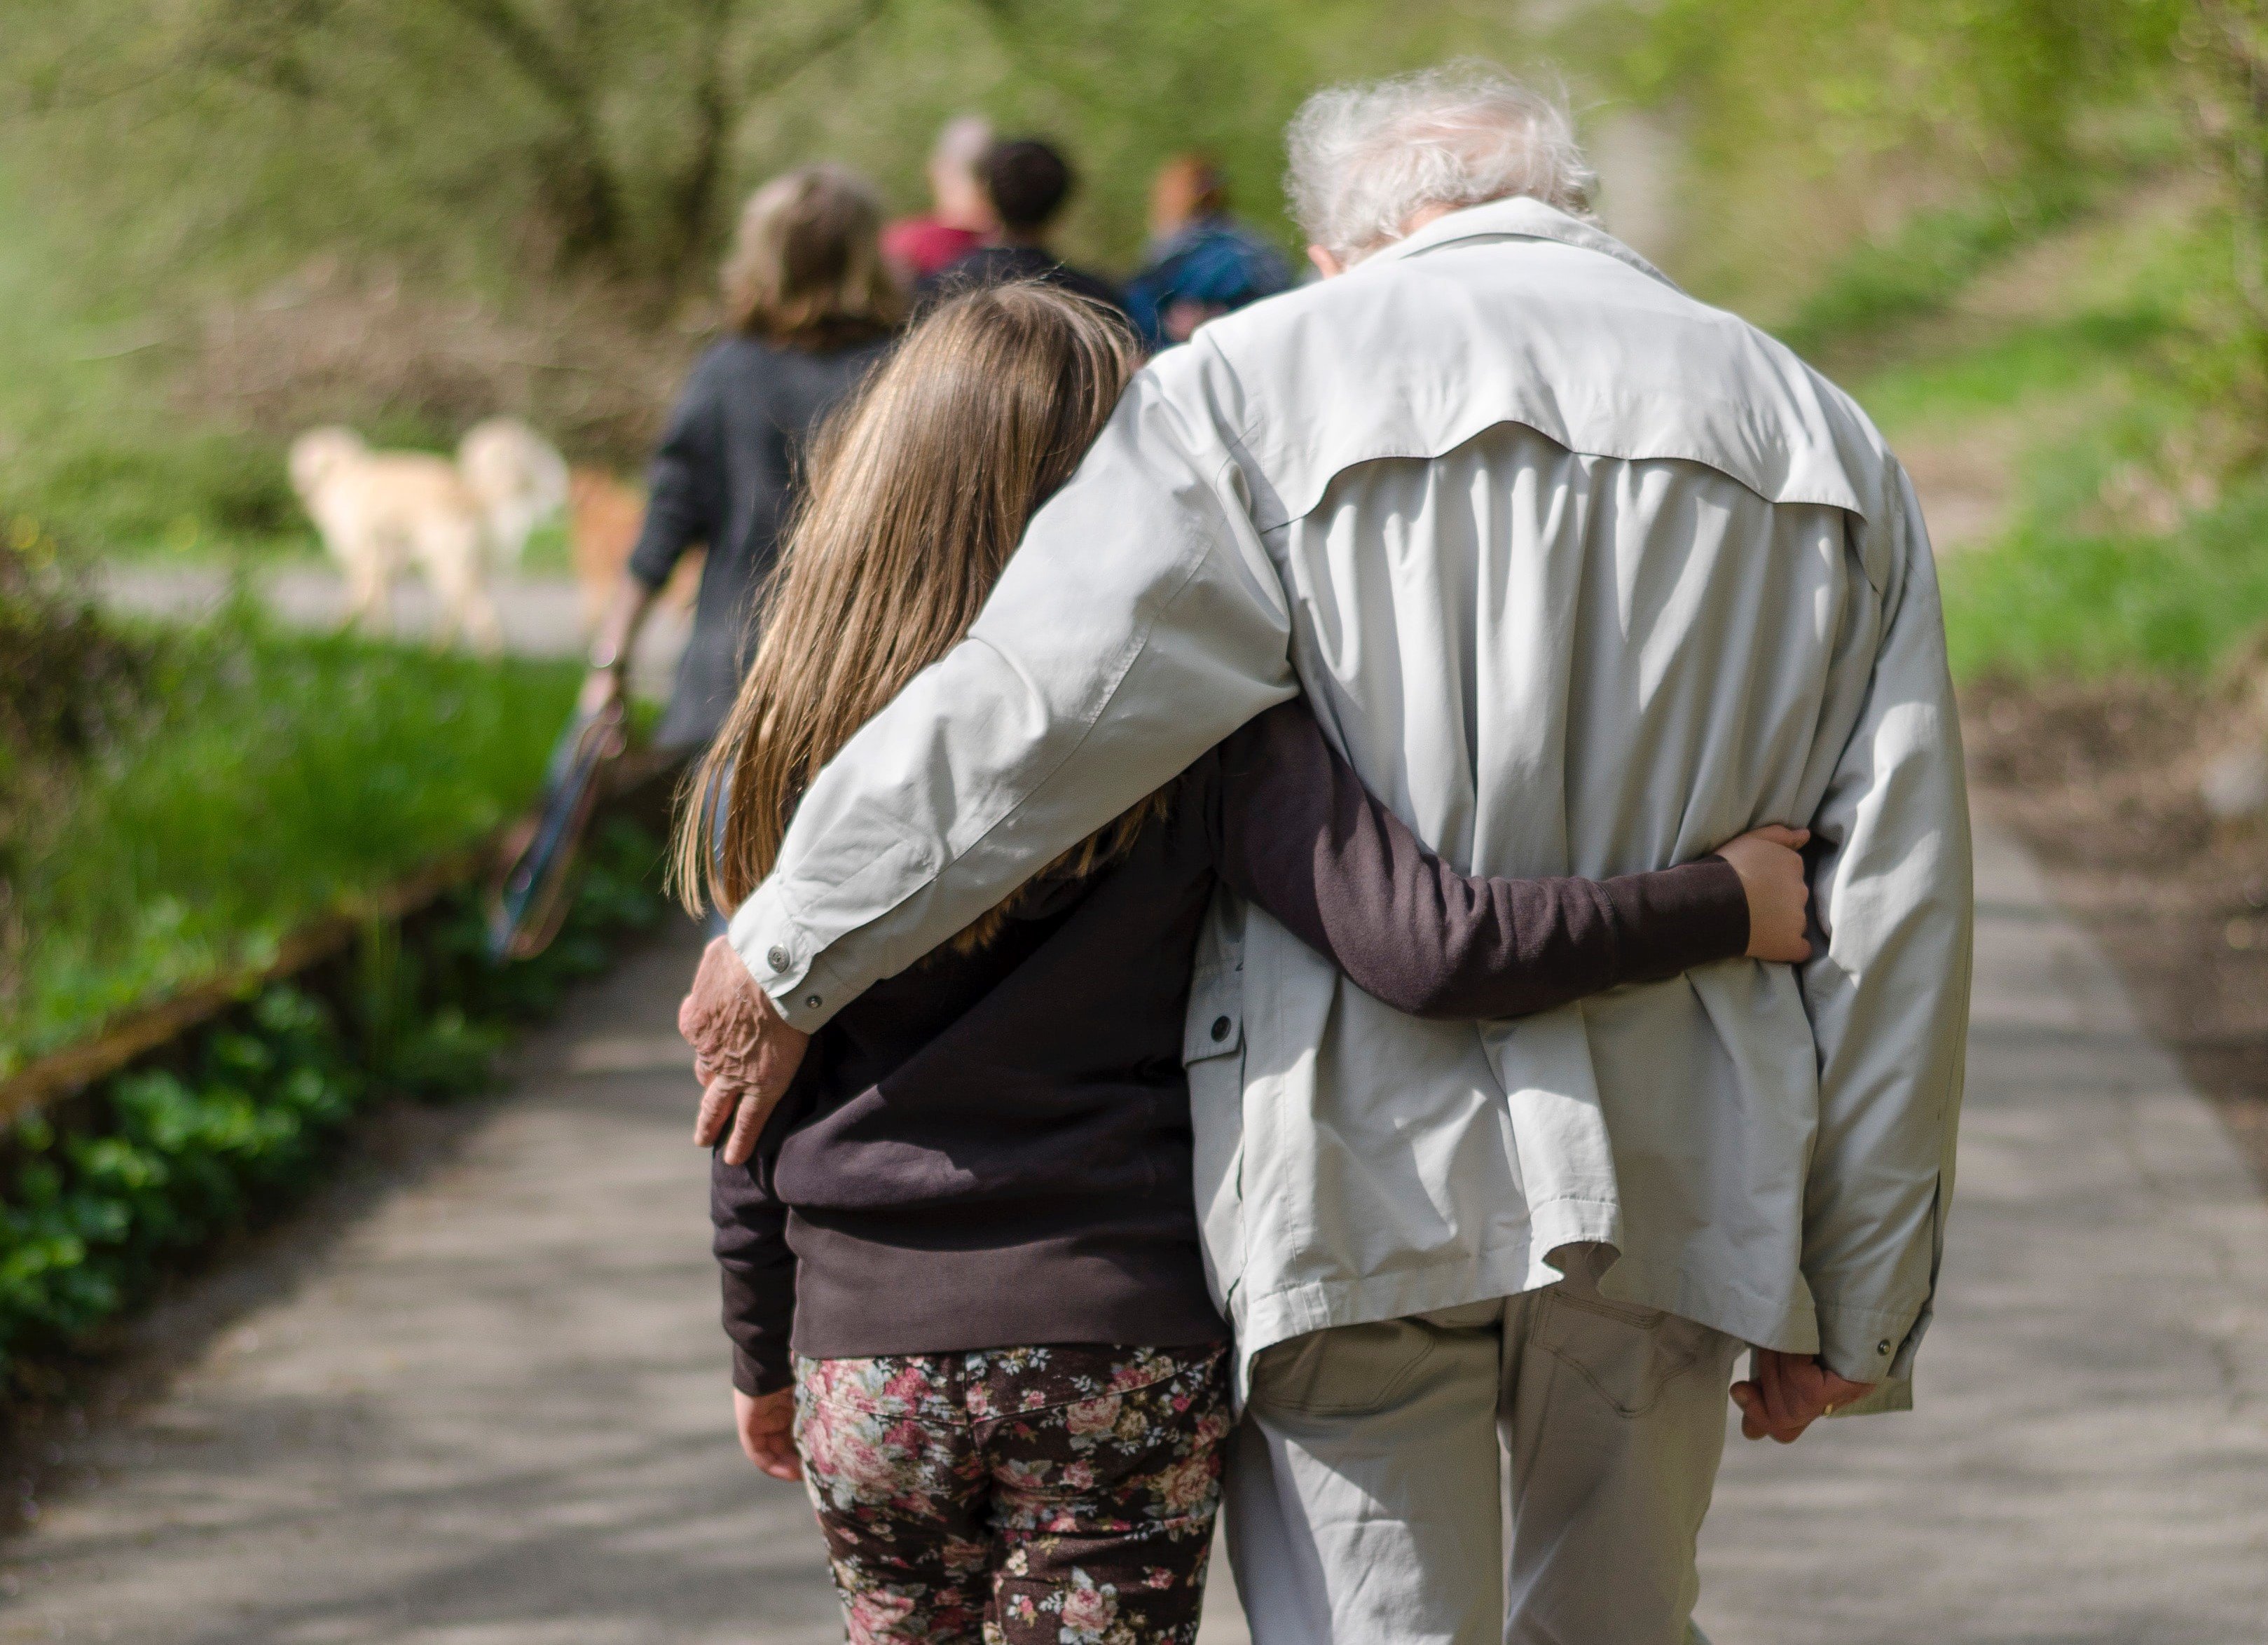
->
[[1793, 188, 2268, 685], [1943, 474, 2268, 680], [1773, 184, 2091, 362], [1853, 310, 2168, 436], [6, 610, 575, 1071]]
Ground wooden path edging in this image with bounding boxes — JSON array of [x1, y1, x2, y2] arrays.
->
[[0, 848, 491, 1127], [0, 748, 682, 1129]]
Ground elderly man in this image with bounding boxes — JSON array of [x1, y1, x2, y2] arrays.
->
[[681, 64, 1972, 1645]]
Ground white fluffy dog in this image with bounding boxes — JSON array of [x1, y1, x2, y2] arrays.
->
[[458, 416, 570, 568], [289, 427, 504, 651]]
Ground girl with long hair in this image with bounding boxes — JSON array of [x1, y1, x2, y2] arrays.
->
[[685, 282, 1810, 1645]]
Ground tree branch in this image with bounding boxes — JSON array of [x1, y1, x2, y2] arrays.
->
[[662, 0, 895, 273], [430, 0, 588, 117], [429, 0, 628, 259], [740, 0, 893, 104]]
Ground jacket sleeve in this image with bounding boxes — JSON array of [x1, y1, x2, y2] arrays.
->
[[1209, 701, 1752, 1019], [726, 343, 1298, 1029], [628, 352, 724, 589], [1799, 465, 1974, 1409]]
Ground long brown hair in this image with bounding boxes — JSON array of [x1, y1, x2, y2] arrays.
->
[[720, 164, 903, 350], [675, 282, 1153, 937]]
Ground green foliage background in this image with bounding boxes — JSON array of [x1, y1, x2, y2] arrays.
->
[[9, 0, 2268, 661], [4, 0, 1532, 301]]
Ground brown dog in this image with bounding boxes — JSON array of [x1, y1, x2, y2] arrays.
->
[[568, 468, 701, 633]]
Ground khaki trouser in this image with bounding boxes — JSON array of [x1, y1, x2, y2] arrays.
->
[[1224, 1256, 1741, 1645]]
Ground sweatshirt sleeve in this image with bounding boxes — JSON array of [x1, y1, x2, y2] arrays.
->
[[710, 1145, 797, 1396], [1207, 701, 1751, 1019]]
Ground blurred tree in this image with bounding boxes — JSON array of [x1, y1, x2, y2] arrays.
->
[[2182, 2, 2268, 314], [2, 0, 1529, 305], [0, 0, 1537, 478], [1583, 0, 2186, 320], [8, 0, 906, 293], [2167, 1, 2268, 451]]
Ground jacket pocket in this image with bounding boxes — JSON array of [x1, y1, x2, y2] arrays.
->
[[1183, 998, 1243, 1065], [1185, 949, 1248, 1317]]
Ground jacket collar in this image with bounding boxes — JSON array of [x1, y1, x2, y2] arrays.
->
[[1366, 196, 1682, 293]]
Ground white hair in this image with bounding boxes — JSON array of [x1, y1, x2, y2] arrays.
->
[[1284, 63, 1595, 263]]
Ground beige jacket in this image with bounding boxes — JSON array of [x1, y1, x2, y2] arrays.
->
[[730, 197, 1974, 1412]]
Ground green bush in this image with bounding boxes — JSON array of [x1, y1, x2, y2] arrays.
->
[[34, 432, 307, 556], [0, 987, 361, 1363]]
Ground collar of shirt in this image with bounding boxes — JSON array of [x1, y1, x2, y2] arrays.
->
[[1178, 192, 1883, 532], [1364, 195, 1682, 293]]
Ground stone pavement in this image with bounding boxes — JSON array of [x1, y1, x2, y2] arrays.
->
[[1695, 822, 2268, 1643], [4, 819, 2266, 1642]]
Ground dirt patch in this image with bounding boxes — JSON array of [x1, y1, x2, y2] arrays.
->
[[1963, 674, 2268, 1185], [1902, 425, 2022, 553]]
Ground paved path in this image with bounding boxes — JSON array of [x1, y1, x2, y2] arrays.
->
[[95, 561, 691, 699], [1696, 823, 2268, 1642], [5, 820, 2266, 1642]]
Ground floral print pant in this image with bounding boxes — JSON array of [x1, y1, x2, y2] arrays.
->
[[794, 1342, 1231, 1644]]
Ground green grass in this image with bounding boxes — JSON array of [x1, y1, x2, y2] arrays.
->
[[0, 170, 310, 560], [1774, 183, 2091, 363], [5, 607, 578, 1072], [1852, 309, 2169, 436], [1944, 471, 2268, 680], [1780, 183, 2268, 684]]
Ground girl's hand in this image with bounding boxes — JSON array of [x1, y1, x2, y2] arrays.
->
[[734, 1386, 803, 1481], [1716, 825, 1813, 963]]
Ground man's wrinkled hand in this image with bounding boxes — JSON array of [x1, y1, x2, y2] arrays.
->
[[1730, 1348, 1875, 1444], [679, 936, 809, 1166]]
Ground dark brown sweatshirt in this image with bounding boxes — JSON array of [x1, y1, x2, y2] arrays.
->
[[712, 701, 1750, 1393]]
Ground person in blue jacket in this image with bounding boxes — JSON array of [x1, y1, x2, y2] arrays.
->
[[1123, 153, 1293, 350]]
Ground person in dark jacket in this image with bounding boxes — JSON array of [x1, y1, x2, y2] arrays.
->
[[917, 137, 1125, 315], [673, 284, 1815, 1645], [579, 164, 901, 752], [1124, 152, 1294, 350]]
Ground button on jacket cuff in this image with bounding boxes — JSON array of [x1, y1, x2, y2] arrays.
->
[[1814, 1296, 1924, 1397], [729, 878, 853, 1032]]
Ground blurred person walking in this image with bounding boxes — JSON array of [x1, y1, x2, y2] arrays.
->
[[919, 138, 1124, 314], [1124, 153, 1293, 350], [579, 165, 899, 755], [879, 115, 997, 283]]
